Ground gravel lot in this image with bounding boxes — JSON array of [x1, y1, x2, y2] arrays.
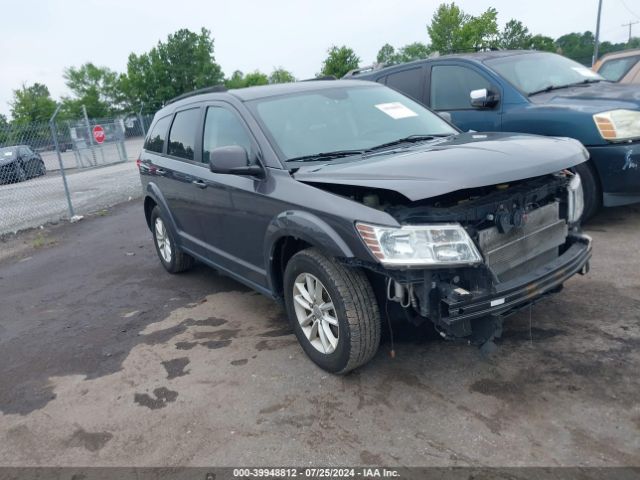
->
[[0, 201, 638, 467]]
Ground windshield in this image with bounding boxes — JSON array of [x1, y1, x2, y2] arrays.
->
[[486, 52, 605, 95], [249, 85, 457, 161], [597, 55, 640, 82]]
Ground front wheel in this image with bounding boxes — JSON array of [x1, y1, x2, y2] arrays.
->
[[14, 163, 26, 183], [284, 248, 381, 374], [150, 206, 194, 273], [573, 161, 601, 222]]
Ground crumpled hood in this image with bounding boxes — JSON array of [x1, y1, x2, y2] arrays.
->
[[293, 132, 588, 201], [530, 81, 640, 113]]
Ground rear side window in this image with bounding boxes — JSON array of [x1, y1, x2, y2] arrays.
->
[[430, 65, 492, 110], [168, 108, 200, 160], [385, 68, 423, 101], [202, 107, 252, 164], [144, 116, 171, 153]]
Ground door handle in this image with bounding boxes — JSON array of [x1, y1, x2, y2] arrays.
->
[[192, 179, 208, 189], [152, 167, 166, 176]]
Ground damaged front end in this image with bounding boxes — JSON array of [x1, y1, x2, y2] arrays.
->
[[343, 172, 593, 346]]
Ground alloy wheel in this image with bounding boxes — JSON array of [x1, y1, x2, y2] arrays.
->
[[292, 273, 339, 354], [154, 217, 172, 264]]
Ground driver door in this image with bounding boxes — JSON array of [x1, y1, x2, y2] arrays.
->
[[428, 63, 502, 132]]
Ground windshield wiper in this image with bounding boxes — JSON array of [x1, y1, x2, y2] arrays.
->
[[528, 79, 602, 96], [286, 149, 365, 163], [364, 134, 451, 154]]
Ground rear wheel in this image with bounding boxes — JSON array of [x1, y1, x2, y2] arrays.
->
[[574, 161, 601, 222], [38, 160, 47, 176], [284, 248, 381, 374], [150, 206, 194, 273]]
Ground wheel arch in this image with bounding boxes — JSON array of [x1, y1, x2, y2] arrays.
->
[[143, 183, 179, 235], [264, 210, 355, 300]]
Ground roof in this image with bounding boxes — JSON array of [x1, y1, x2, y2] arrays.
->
[[599, 48, 640, 60], [159, 79, 378, 114], [352, 49, 540, 78], [227, 79, 376, 101]]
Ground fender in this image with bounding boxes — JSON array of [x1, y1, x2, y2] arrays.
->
[[264, 210, 355, 293], [144, 182, 181, 244]]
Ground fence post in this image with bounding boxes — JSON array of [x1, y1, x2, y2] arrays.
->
[[138, 104, 146, 137], [82, 105, 97, 166], [49, 105, 75, 218]]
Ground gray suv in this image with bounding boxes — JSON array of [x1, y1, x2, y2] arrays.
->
[[138, 80, 592, 374]]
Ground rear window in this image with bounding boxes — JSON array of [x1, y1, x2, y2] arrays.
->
[[144, 116, 171, 153], [168, 108, 200, 160], [385, 67, 424, 101]]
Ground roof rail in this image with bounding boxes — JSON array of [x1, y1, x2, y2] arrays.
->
[[165, 85, 227, 106], [343, 63, 384, 77], [299, 75, 337, 82]]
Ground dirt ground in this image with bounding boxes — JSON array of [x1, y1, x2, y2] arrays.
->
[[0, 200, 639, 467]]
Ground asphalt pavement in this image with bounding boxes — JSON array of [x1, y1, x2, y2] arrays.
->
[[0, 200, 638, 467]]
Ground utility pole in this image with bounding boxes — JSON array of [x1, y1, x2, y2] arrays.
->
[[622, 21, 639, 43], [593, 0, 603, 66]]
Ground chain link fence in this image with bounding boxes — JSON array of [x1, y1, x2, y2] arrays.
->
[[0, 112, 154, 236]]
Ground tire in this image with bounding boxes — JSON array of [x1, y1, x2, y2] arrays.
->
[[573, 161, 601, 222], [14, 163, 26, 183], [150, 206, 194, 273], [283, 248, 381, 374], [38, 160, 47, 176]]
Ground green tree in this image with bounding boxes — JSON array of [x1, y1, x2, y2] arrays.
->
[[555, 31, 595, 65], [243, 71, 269, 87], [397, 42, 430, 62], [376, 43, 399, 65], [61, 63, 122, 118], [225, 70, 247, 89], [500, 19, 531, 49], [269, 67, 295, 84], [125, 28, 224, 110], [320, 46, 360, 78], [530, 34, 556, 52], [10, 83, 57, 124], [427, 3, 498, 53]]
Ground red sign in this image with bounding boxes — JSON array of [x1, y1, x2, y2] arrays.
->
[[92, 125, 105, 144]]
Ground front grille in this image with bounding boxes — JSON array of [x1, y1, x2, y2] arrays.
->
[[477, 202, 568, 281]]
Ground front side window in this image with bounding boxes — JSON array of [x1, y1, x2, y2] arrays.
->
[[168, 108, 200, 160], [250, 85, 456, 161], [144, 115, 172, 153], [202, 107, 252, 164], [598, 56, 640, 82], [485, 52, 605, 95], [430, 65, 492, 110]]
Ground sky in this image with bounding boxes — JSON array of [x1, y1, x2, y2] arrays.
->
[[1, 0, 638, 118]]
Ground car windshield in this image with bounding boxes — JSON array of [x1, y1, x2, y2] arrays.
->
[[597, 55, 640, 82], [485, 52, 606, 95], [249, 85, 457, 161]]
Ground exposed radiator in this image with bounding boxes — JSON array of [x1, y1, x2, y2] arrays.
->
[[477, 202, 568, 280]]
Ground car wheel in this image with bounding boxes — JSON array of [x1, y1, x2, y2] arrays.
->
[[150, 206, 194, 273], [36, 160, 47, 176], [284, 248, 381, 374], [573, 161, 601, 222], [14, 163, 26, 183]]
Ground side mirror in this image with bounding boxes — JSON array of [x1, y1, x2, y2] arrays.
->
[[470, 88, 500, 109], [209, 145, 264, 178]]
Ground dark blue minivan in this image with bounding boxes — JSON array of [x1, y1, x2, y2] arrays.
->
[[350, 51, 640, 219]]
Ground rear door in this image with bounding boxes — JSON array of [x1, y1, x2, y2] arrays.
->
[[428, 62, 502, 132], [142, 108, 209, 252], [382, 66, 427, 104]]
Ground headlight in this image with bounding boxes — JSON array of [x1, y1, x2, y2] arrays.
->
[[593, 109, 640, 141], [356, 222, 483, 266], [567, 172, 584, 223]]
